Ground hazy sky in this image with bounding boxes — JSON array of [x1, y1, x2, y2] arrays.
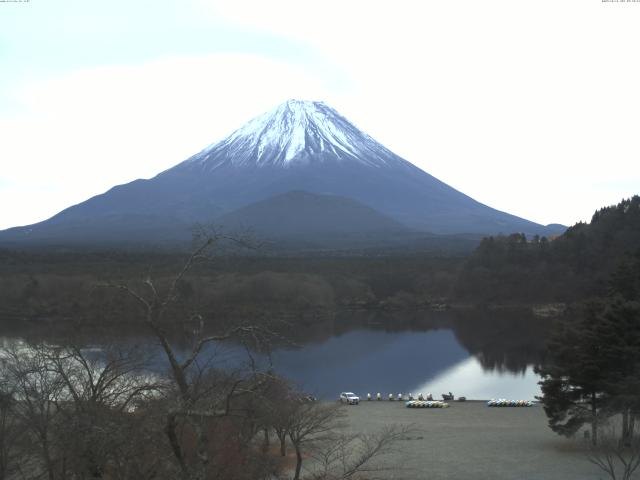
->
[[1, 0, 639, 229]]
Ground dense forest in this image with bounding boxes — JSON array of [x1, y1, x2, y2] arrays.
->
[[456, 196, 640, 303], [0, 251, 462, 328], [0, 196, 638, 330]]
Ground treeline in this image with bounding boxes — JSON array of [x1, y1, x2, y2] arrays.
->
[[456, 196, 640, 303], [0, 253, 463, 326], [2, 196, 639, 326]]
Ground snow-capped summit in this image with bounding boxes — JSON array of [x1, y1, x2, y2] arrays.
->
[[0, 99, 565, 248], [184, 99, 409, 170]]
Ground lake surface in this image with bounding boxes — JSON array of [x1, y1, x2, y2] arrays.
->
[[194, 327, 542, 400], [0, 308, 550, 401]]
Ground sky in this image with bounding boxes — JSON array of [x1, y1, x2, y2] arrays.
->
[[1, 0, 639, 230]]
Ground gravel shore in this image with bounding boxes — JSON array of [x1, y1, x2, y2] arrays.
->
[[341, 400, 601, 480]]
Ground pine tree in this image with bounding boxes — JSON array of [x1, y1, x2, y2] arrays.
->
[[536, 303, 610, 445], [537, 252, 640, 445], [597, 298, 640, 444]]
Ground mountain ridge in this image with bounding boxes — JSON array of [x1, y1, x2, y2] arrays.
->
[[0, 99, 564, 248]]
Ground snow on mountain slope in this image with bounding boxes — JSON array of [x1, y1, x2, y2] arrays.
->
[[183, 99, 412, 170]]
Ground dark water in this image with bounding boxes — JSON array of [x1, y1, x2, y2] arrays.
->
[[169, 327, 542, 400], [0, 308, 552, 401]]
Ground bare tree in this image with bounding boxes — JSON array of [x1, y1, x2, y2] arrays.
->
[[104, 230, 278, 480], [286, 402, 346, 480], [308, 425, 413, 480], [2, 230, 414, 480], [587, 425, 640, 480], [47, 344, 164, 479], [260, 374, 298, 457], [0, 376, 22, 480], [1, 340, 167, 480], [3, 343, 67, 480]]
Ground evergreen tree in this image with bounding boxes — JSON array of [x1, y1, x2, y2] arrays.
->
[[597, 299, 640, 444], [536, 303, 610, 445], [610, 249, 640, 301], [537, 252, 640, 445]]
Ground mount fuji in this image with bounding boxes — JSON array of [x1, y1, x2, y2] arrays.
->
[[0, 99, 563, 249]]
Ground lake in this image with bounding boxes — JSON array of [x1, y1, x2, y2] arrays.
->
[[0, 308, 552, 401], [187, 327, 543, 401]]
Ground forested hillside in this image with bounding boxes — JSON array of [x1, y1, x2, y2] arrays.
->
[[456, 196, 640, 303]]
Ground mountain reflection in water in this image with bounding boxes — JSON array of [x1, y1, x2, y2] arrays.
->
[[0, 308, 553, 400], [414, 358, 541, 401], [249, 328, 542, 400], [269, 329, 469, 399]]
